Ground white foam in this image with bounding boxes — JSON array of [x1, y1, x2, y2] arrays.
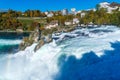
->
[[0, 41, 61, 80], [0, 26, 120, 80]]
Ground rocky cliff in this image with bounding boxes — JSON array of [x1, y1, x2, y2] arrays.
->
[[19, 23, 52, 51]]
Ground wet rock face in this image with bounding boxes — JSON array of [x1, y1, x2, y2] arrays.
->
[[44, 34, 52, 43], [34, 39, 45, 52], [19, 23, 41, 51], [28, 27, 41, 43], [34, 34, 52, 52], [34, 25, 41, 42], [19, 37, 34, 50]]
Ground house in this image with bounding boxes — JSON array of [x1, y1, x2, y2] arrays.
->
[[45, 12, 48, 15], [99, 2, 120, 13], [65, 21, 72, 26], [73, 18, 80, 25], [71, 8, 76, 15], [61, 9, 68, 15], [45, 20, 58, 29], [47, 12, 54, 17], [81, 12, 86, 18]]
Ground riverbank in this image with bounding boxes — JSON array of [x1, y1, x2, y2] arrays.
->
[[0, 30, 33, 33]]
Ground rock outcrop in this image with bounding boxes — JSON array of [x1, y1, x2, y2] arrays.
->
[[19, 22, 52, 51], [19, 23, 41, 50], [34, 39, 45, 52], [34, 34, 52, 52]]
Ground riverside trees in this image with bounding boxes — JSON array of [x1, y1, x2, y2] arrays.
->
[[0, 4, 120, 31], [80, 8, 120, 26], [0, 9, 46, 31]]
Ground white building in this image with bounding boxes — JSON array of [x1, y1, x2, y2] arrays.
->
[[99, 2, 110, 8], [65, 21, 72, 26], [71, 8, 77, 15], [99, 2, 120, 13], [45, 12, 48, 15], [61, 9, 68, 15], [73, 18, 80, 24], [47, 12, 54, 17], [45, 20, 58, 29], [81, 12, 86, 18]]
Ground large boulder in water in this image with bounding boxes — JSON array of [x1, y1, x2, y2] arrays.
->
[[19, 22, 53, 51], [44, 34, 52, 43], [34, 39, 45, 52], [19, 37, 34, 50], [34, 34, 52, 52], [19, 23, 41, 51]]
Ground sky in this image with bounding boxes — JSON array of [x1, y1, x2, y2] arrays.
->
[[0, 0, 120, 12]]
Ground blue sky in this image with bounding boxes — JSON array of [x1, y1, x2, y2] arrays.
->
[[0, 0, 120, 12]]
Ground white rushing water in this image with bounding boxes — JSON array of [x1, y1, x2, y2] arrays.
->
[[0, 25, 120, 80]]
